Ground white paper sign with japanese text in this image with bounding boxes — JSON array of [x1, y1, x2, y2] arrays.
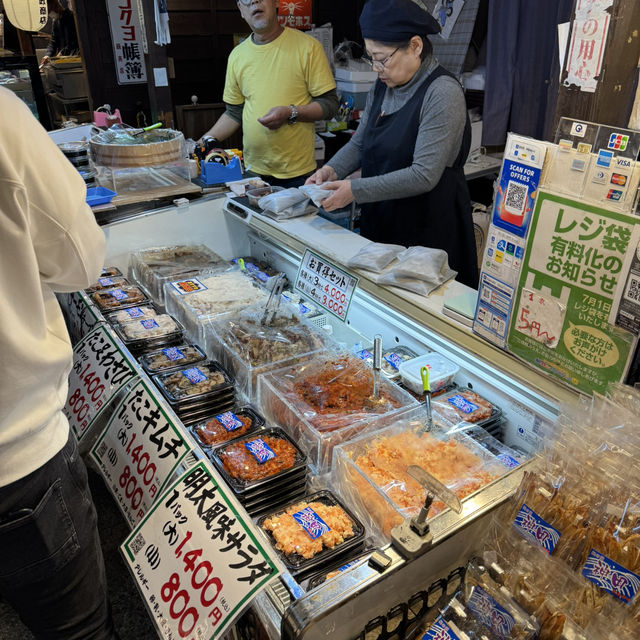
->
[[61, 290, 103, 345], [106, 0, 147, 85], [295, 249, 358, 322], [64, 324, 139, 440], [121, 462, 281, 640], [91, 379, 192, 528]]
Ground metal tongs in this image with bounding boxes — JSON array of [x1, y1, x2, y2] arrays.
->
[[260, 273, 286, 326], [419, 365, 433, 434]]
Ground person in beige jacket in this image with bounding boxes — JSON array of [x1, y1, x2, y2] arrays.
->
[[0, 87, 119, 639]]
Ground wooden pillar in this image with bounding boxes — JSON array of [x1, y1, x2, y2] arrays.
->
[[553, 0, 640, 132]]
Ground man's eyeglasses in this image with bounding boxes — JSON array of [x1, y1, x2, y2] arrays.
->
[[238, 0, 262, 5], [362, 47, 401, 71]]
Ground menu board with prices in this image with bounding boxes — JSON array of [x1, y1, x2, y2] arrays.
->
[[64, 324, 138, 440], [295, 249, 358, 322], [91, 379, 192, 528], [121, 462, 281, 640]]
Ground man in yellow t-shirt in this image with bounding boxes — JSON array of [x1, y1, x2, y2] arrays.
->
[[200, 0, 338, 187]]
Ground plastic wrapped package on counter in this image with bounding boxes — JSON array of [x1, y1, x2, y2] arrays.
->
[[163, 267, 270, 342], [201, 303, 332, 401], [111, 313, 185, 354], [332, 413, 520, 540], [100, 266, 122, 278], [91, 284, 149, 312], [431, 387, 503, 433], [105, 303, 161, 325], [189, 406, 265, 449], [129, 244, 225, 305], [138, 343, 207, 374], [257, 350, 421, 472], [85, 275, 130, 293]]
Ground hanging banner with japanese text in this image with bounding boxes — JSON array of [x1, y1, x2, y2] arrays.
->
[[64, 324, 139, 441], [564, 0, 612, 93], [507, 190, 637, 395], [121, 462, 281, 640], [106, 0, 147, 85], [278, 0, 312, 29], [91, 379, 192, 528]]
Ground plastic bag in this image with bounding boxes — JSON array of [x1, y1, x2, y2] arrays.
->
[[298, 183, 333, 207], [258, 188, 308, 213], [346, 242, 405, 273]]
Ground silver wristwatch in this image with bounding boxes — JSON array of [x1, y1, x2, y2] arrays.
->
[[288, 104, 298, 125]]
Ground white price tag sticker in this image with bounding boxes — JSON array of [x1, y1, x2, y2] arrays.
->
[[63, 325, 138, 440], [294, 250, 358, 321], [91, 379, 192, 527], [122, 463, 281, 640]]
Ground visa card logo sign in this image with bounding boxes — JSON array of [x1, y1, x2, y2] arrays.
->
[[608, 133, 629, 151]]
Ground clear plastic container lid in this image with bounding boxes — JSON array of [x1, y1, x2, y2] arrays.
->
[[85, 275, 130, 293], [212, 427, 307, 493], [190, 406, 265, 448], [257, 490, 366, 573], [113, 314, 183, 344], [399, 352, 460, 394], [139, 343, 206, 374], [134, 244, 224, 275], [381, 345, 420, 379], [100, 266, 122, 278], [152, 361, 233, 406], [105, 304, 160, 325], [92, 285, 148, 311]]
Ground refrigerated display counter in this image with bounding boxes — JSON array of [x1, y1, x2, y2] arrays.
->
[[96, 193, 580, 640]]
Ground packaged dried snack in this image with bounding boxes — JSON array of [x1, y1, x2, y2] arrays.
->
[[258, 490, 365, 575], [258, 350, 420, 471], [345, 242, 405, 273], [92, 285, 148, 311], [202, 304, 330, 400], [381, 345, 419, 380], [139, 344, 206, 374], [431, 388, 501, 431], [106, 304, 160, 325], [129, 243, 224, 304]]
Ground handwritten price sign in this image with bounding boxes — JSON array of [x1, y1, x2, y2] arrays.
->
[[122, 463, 280, 640], [294, 250, 358, 322], [91, 379, 192, 527], [61, 290, 103, 345], [64, 325, 138, 440]]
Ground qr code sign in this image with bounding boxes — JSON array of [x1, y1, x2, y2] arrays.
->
[[504, 180, 528, 216], [624, 276, 640, 303], [129, 532, 146, 556]]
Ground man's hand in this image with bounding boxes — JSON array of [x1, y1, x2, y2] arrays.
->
[[305, 165, 337, 185], [320, 180, 354, 212], [257, 106, 291, 130]]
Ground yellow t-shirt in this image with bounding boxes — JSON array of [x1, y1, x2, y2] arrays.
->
[[224, 27, 335, 179]]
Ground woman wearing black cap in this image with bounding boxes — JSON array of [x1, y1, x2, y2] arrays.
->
[[307, 0, 478, 289]]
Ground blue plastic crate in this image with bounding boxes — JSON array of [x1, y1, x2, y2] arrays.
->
[[86, 187, 117, 207], [200, 155, 243, 185]]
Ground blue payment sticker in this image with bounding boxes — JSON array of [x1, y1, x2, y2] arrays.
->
[[513, 503, 561, 554], [125, 307, 145, 318], [162, 347, 185, 361], [446, 394, 479, 414], [384, 353, 403, 370], [216, 412, 243, 432], [181, 367, 207, 384], [596, 149, 614, 168], [466, 585, 515, 638], [582, 549, 640, 604], [292, 507, 331, 539], [98, 277, 114, 287], [140, 318, 159, 330], [109, 288, 128, 300], [244, 438, 276, 464]]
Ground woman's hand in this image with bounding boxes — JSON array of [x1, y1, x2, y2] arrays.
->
[[321, 180, 354, 211], [305, 165, 337, 185]]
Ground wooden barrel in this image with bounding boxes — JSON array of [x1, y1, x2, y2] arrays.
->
[[90, 129, 184, 168]]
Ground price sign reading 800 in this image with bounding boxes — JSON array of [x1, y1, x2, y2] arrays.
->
[[91, 380, 191, 527], [122, 463, 280, 639], [64, 325, 138, 440], [294, 250, 358, 322]]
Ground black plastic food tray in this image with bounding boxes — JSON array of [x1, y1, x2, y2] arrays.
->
[[236, 467, 308, 505], [112, 315, 185, 354], [152, 361, 234, 409], [104, 303, 162, 326], [306, 548, 374, 590], [86, 275, 130, 293], [212, 427, 307, 495], [91, 285, 150, 311], [139, 343, 207, 375], [100, 266, 122, 278], [241, 475, 308, 509], [189, 406, 265, 449], [245, 487, 308, 518], [176, 395, 236, 423], [256, 489, 366, 575]]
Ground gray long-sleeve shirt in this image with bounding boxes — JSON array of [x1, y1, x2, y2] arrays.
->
[[328, 57, 467, 204]]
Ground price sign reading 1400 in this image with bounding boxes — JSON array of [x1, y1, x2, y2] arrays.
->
[[294, 250, 358, 322]]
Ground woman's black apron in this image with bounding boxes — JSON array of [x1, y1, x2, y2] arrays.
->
[[359, 66, 479, 289]]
